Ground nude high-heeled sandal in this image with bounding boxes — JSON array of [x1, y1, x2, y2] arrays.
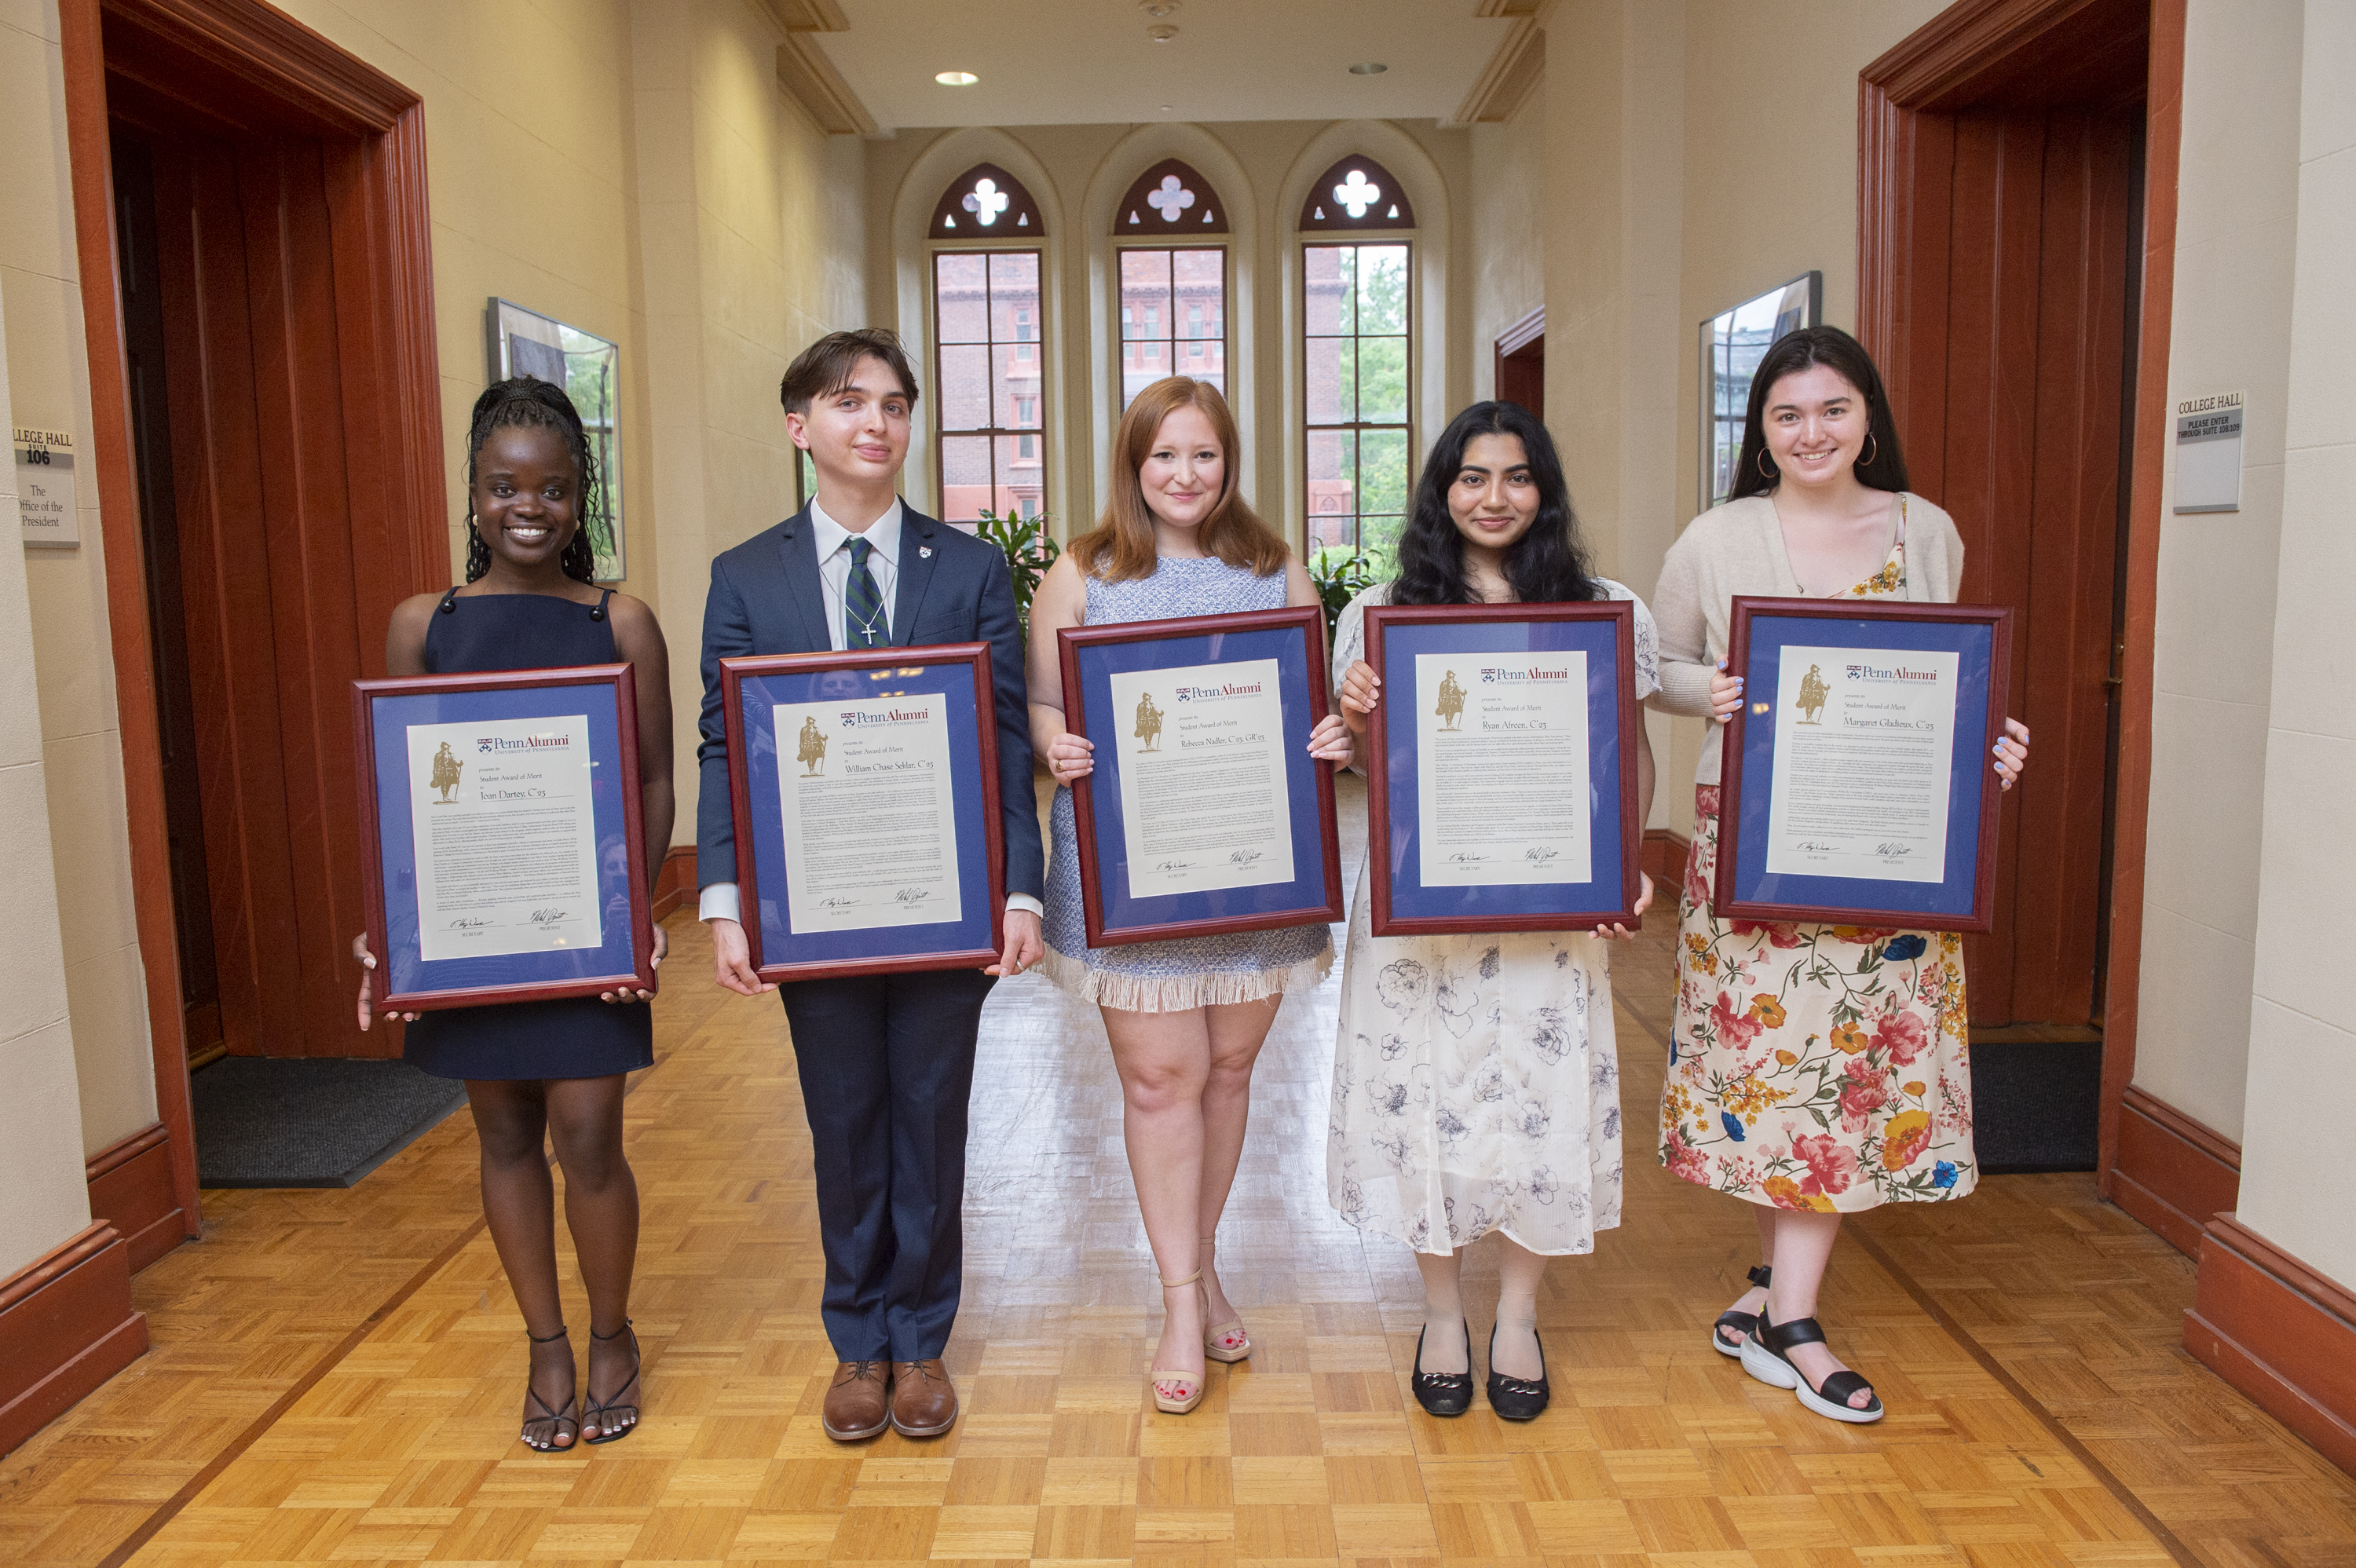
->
[[1199, 1234, 1251, 1363], [1151, 1269, 1206, 1414]]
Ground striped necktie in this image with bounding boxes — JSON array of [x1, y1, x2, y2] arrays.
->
[[844, 536, 885, 649]]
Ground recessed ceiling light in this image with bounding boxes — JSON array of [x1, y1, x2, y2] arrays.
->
[[1159, 105, 1174, 112], [935, 70, 979, 86], [1147, 24, 1177, 41], [1348, 61, 1388, 75]]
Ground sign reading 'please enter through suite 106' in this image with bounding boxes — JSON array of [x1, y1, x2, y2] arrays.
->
[[2173, 389, 2244, 514]]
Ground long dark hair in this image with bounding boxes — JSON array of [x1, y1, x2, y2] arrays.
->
[[1392, 400, 1599, 605], [463, 376, 604, 583], [1730, 325, 1908, 501]]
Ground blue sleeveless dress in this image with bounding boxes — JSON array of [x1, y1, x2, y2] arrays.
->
[[1040, 556, 1335, 1011], [400, 589, 657, 1082]]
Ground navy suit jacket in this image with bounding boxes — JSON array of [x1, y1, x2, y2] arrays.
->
[[696, 504, 1045, 903]]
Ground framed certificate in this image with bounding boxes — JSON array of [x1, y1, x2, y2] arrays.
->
[[1059, 605, 1345, 948], [1718, 598, 2014, 932], [353, 664, 657, 1011], [721, 644, 1005, 981], [1363, 602, 1643, 936]]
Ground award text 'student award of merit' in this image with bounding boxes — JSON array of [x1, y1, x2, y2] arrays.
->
[[1763, 646, 1959, 883], [721, 644, 1005, 981], [772, 693, 962, 933], [1105, 658, 1294, 898], [356, 663, 656, 1011], [407, 714, 602, 961], [1415, 651, 1590, 887], [1715, 596, 2011, 933]]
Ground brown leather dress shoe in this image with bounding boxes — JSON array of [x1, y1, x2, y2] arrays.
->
[[888, 1358, 957, 1437], [822, 1360, 891, 1441]]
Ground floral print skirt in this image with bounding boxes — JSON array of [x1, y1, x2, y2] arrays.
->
[[1659, 787, 1976, 1210]]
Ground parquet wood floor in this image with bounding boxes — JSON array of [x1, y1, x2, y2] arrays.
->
[[2, 778, 2350, 1568]]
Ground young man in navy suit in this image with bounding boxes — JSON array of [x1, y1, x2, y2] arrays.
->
[[697, 329, 1045, 1441]]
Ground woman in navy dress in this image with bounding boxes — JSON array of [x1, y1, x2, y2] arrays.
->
[[356, 378, 673, 1451]]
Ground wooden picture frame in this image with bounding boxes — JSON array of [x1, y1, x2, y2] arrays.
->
[[1363, 601, 1644, 936], [353, 664, 656, 1011], [1059, 605, 1345, 948], [721, 644, 1006, 982], [1717, 596, 2014, 933]]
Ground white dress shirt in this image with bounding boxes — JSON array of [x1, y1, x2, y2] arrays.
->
[[701, 496, 1042, 926]]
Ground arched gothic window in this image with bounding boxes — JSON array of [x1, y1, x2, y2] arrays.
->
[[931, 165, 1047, 524], [1113, 159, 1228, 409], [1301, 157, 1414, 568], [929, 163, 1044, 238], [1298, 156, 1415, 231]]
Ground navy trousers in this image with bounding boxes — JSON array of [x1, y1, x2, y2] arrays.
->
[[781, 968, 995, 1361]]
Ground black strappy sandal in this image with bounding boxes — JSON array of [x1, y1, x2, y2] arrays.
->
[[521, 1325, 580, 1453], [584, 1319, 642, 1444], [1484, 1323, 1550, 1422], [1712, 1264, 1772, 1357], [1410, 1321, 1475, 1417], [1740, 1310, 1884, 1424]]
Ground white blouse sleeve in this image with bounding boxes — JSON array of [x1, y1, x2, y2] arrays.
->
[[1595, 579, 1663, 700], [1330, 581, 1388, 696]]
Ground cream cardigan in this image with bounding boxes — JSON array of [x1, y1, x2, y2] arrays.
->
[[1648, 492, 1963, 785]]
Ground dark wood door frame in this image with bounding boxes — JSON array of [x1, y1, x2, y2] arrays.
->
[[59, 0, 443, 1235], [1494, 305, 1544, 417], [1857, 0, 2185, 1198]]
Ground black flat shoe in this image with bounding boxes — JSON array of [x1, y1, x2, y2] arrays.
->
[[1740, 1310, 1883, 1424], [1712, 1263, 1772, 1357], [1485, 1323, 1549, 1421], [1411, 1321, 1474, 1417]]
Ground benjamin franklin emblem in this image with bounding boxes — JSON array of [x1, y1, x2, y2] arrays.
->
[[430, 741, 463, 802], [1435, 671, 1465, 730], [1134, 692, 1164, 751], [796, 715, 829, 776], [1797, 663, 1829, 726]]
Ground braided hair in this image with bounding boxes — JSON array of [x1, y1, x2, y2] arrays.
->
[[463, 376, 606, 584]]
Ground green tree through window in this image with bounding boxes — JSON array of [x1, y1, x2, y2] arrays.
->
[[1304, 242, 1410, 579]]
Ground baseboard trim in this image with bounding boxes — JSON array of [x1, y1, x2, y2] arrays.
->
[[86, 1123, 188, 1273], [1642, 828, 1690, 888], [0, 1223, 148, 1459], [651, 845, 697, 920], [2185, 1215, 2356, 1478], [2112, 1085, 2241, 1256]]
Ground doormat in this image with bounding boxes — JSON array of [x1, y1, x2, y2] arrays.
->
[[1969, 1039, 2102, 1174], [193, 1057, 468, 1188]]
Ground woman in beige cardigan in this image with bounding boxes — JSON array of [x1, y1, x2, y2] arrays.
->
[[1649, 327, 2030, 1424]]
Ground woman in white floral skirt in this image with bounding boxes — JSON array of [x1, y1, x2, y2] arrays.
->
[[1328, 401, 1657, 1421]]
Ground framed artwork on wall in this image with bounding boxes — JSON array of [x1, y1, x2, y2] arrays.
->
[[487, 298, 624, 581], [1699, 271, 1820, 513]]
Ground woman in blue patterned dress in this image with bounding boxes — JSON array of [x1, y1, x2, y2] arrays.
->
[[1030, 377, 1353, 1414]]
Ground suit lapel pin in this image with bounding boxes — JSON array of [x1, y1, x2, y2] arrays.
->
[[920, 546, 933, 558]]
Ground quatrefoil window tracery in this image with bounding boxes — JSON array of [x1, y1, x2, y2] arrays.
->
[[1332, 170, 1380, 218], [963, 177, 1010, 225], [1147, 175, 1194, 221]]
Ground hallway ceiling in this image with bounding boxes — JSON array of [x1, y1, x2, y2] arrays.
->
[[814, 1, 1517, 127]]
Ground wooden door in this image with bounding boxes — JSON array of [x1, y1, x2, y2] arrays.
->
[[125, 129, 386, 1058], [1932, 107, 2136, 1027]]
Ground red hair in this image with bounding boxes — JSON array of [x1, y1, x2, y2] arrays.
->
[[1069, 377, 1289, 582]]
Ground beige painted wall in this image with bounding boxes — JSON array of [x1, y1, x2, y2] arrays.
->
[[2132, 0, 2307, 1145], [0, 262, 97, 1281], [861, 117, 1474, 552], [1469, 79, 1546, 404], [5, 0, 161, 1160], [1530, 0, 1941, 835], [630, 0, 869, 849], [2237, 0, 2354, 1288]]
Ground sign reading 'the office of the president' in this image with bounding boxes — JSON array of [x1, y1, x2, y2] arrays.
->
[[14, 427, 76, 546]]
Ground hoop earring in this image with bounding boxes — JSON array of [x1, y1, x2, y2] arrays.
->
[[1757, 448, 1777, 481], [1861, 432, 1880, 467]]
